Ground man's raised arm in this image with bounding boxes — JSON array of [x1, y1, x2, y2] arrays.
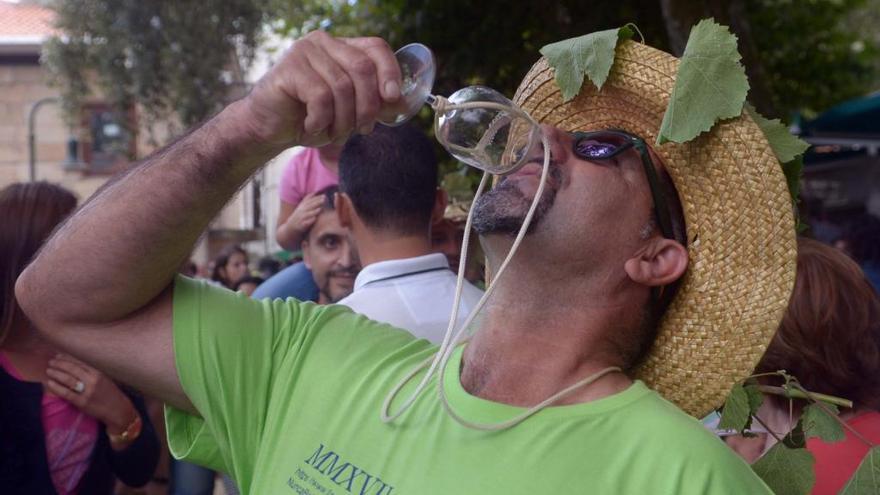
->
[[14, 32, 401, 412]]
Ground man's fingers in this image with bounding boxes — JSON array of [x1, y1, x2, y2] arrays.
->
[[322, 37, 383, 134], [279, 38, 336, 137], [305, 42, 356, 141], [342, 37, 401, 102]]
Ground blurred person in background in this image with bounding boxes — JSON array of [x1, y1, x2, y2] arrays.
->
[[726, 237, 880, 494], [210, 245, 249, 290], [255, 145, 344, 303], [232, 276, 265, 297], [256, 256, 282, 280], [257, 186, 359, 303], [336, 124, 483, 343], [0, 182, 159, 494], [300, 186, 360, 304]]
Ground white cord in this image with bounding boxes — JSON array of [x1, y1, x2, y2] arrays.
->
[[381, 118, 552, 428]]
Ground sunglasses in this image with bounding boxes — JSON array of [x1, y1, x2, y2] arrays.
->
[[571, 130, 675, 241]]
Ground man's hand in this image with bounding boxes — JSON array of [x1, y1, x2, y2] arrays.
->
[[240, 31, 402, 150]]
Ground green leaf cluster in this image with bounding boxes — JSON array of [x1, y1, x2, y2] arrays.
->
[[718, 381, 763, 431], [657, 19, 750, 145], [539, 27, 633, 102]]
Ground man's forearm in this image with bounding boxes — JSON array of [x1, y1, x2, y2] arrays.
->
[[17, 100, 280, 326]]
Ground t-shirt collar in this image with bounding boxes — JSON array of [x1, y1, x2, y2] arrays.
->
[[353, 253, 450, 291]]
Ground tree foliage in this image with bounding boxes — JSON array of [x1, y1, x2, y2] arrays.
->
[[270, 0, 878, 185], [44, 0, 879, 154], [43, 0, 268, 140]]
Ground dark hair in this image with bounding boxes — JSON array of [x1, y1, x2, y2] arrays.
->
[[211, 244, 247, 286], [756, 237, 880, 410], [316, 185, 338, 212], [0, 182, 78, 343], [338, 124, 438, 234]]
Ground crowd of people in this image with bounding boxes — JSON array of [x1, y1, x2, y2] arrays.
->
[[3, 23, 880, 495]]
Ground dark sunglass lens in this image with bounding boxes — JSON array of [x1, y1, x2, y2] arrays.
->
[[575, 140, 619, 158]]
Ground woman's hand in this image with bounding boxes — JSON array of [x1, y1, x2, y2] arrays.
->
[[46, 354, 140, 446], [287, 193, 325, 233], [276, 193, 327, 250]]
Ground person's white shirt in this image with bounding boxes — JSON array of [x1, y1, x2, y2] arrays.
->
[[336, 253, 484, 343]]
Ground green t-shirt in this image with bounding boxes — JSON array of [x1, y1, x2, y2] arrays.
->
[[166, 276, 771, 494]]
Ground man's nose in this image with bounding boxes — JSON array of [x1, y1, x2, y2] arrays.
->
[[338, 244, 355, 268], [538, 124, 568, 163]]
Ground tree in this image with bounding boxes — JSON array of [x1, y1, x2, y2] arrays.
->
[[43, 0, 268, 144], [276, 0, 878, 122]]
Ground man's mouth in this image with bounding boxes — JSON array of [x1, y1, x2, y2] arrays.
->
[[330, 270, 357, 281]]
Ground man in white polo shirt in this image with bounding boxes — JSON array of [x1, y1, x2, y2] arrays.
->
[[334, 124, 483, 343]]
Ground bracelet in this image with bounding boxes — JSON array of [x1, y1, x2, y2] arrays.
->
[[108, 415, 142, 444]]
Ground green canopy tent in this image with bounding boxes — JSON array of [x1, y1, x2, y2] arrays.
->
[[798, 92, 880, 226], [801, 92, 880, 158]]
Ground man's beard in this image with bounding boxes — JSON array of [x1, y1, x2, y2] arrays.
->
[[320, 266, 358, 303], [471, 165, 561, 236]]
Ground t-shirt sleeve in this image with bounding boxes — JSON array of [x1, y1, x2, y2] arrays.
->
[[278, 149, 309, 205], [164, 275, 328, 485]]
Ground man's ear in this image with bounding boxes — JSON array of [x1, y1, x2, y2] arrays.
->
[[301, 239, 313, 270], [624, 238, 688, 287], [431, 189, 449, 225], [335, 192, 354, 228]]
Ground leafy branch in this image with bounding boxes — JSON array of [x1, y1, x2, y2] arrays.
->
[[716, 370, 878, 495]]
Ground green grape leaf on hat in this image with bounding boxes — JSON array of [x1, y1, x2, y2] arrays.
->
[[751, 444, 816, 495], [745, 104, 811, 164], [657, 19, 750, 145], [840, 446, 880, 495], [540, 26, 634, 102]]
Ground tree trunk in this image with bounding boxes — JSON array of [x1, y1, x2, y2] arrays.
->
[[659, 0, 778, 117]]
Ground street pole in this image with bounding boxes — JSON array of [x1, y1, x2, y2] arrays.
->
[[27, 96, 59, 182]]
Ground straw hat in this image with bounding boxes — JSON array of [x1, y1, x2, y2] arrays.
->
[[512, 40, 797, 418]]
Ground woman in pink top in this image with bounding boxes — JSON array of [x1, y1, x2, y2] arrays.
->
[[275, 144, 342, 251], [0, 182, 159, 494]]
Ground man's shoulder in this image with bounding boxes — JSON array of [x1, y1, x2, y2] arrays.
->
[[624, 387, 765, 479]]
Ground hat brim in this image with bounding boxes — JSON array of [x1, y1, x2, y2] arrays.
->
[[512, 40, 797, 417]]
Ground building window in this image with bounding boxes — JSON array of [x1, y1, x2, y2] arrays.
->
[[80, 103, 136, 173]]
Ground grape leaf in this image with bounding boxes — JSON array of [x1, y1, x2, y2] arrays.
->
[[745, 104, 810, 163], [752, 444, 816, 495], [746, 382, 764, 413], [840, 446, 880, 495], [657, 19, 749, 145], [718, 383, 752, 431], [801, 403, 844, 443], [540, 26, 633, 102]]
